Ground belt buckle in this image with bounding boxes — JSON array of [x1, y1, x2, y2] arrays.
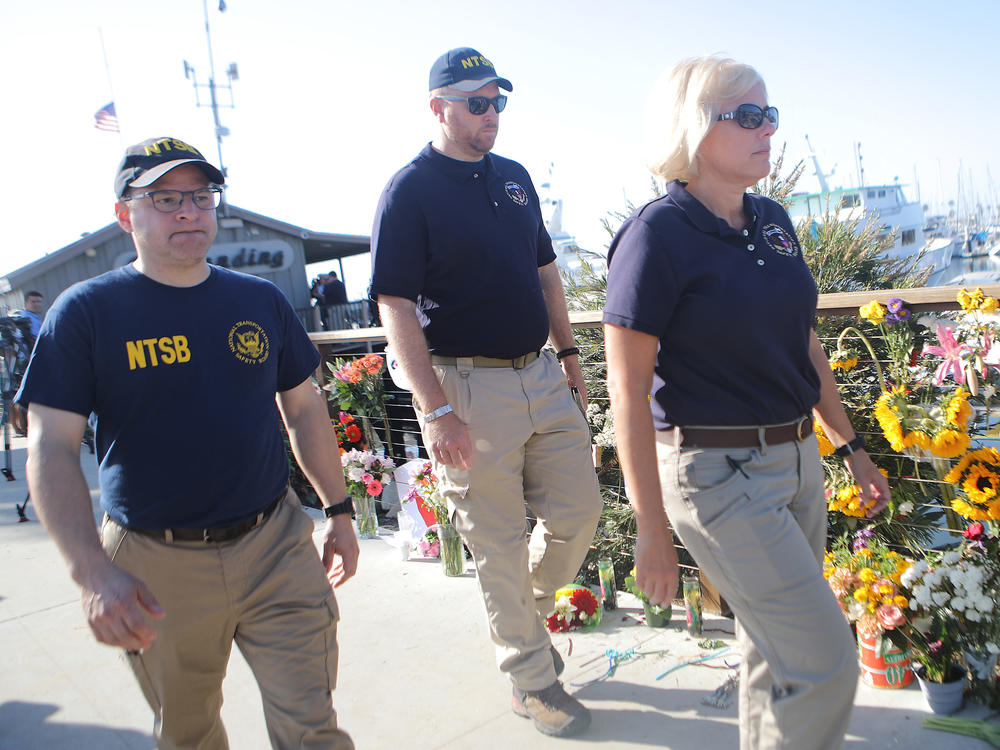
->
[[512, 354, 528, 369], [795, 416, 810, 441]]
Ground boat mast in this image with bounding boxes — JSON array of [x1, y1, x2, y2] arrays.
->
[[804, 134, 831, 193]]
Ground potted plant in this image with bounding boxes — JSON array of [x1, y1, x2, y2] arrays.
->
[[624, 566, 672, 628], [824, 530, 915, 688], [897, 522, 1000, 712]]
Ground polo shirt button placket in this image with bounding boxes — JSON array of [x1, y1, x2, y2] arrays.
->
[[747, 244, 755, 252]]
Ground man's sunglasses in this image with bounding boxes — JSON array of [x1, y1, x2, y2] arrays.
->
[[436, 94, 507, 115], [717, 103, 779, 130]]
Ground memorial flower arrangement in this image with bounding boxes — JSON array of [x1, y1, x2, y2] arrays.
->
[[405, 461, 448, 526], [325, 353, 389, 450], [341, 449, 395, 538], [824, 530, 912, 649], [897, 527, 1000, 684], [545, 584, 601, 633], [404, 461, 466, 575]]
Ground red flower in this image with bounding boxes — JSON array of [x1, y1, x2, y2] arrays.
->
[[569, 588, 598, 618], [345, 424, 362, 442], [545, 613, 570, 633], [963, 522, 985, 540]]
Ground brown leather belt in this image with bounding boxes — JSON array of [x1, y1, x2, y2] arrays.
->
[[126, 489, 286, 544], [430, 351, 540, 370], [677, 416, 813, 449]]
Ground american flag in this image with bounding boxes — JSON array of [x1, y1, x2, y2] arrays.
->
[[94, 102, 119, 132]]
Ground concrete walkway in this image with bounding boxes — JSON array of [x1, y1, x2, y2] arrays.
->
[[0, 440, 992, 749]]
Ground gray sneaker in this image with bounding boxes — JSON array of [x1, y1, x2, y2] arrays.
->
[[512, 681, 591, 737]]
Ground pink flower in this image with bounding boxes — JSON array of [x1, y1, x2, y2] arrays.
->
[[362, 473, 373, 484], [366, 479, 383, 496], [876, 604, 906, 630], [963, 522, 985, 541], [922, 324, 972, 385]]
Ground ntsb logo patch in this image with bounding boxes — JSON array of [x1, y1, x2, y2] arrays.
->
[[504, 181, 528, 206], [229, 321, 269, 364], [762, 223, 800, 257]]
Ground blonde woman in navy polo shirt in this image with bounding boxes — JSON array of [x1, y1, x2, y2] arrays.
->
[[604, 56, 890, 749]]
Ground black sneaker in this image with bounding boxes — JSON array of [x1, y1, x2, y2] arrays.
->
[[512, 681, 591, 737]]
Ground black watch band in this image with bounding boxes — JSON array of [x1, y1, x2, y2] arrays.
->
[[323, 497, 353, 518], [834, 434, 866, 458]]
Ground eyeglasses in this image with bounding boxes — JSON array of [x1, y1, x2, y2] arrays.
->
[[436, 94, 507, 115], [716, 103, 779, 130], [122, 186, 224, 213]]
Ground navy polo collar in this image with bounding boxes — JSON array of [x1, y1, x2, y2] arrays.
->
[[420, 143, 488, 183], [667, 180, 759, 237]]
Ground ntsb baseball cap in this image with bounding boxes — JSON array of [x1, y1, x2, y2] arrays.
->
[[429, 47, 512, 93], [115, 137, 225, 197]]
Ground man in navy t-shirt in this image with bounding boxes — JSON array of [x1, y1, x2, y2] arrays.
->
[[16, 137, 357, 749], [370, 47, 602, 738]]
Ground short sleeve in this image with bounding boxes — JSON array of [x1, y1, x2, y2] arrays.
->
[[603, 216, 679, 337], [15, 291, 96, 416], [274, 290, 321, 392], [369, 176, 429, 302]]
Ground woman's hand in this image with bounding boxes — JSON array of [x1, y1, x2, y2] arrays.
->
[[845, 450, 892, 518], [634, 525, 681, 607]]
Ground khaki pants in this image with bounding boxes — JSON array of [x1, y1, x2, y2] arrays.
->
[[655, 432, 858, 750], [425, 352, 603, 691], [102, 489, 354, 750]]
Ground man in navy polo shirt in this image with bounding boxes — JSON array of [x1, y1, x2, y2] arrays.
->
[[17, 137, 357, 749], [370, 47, 602, 738]]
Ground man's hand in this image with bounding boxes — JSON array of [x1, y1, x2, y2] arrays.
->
[[633, 525, 680, 608], [560, 355, 588, 410], [845, 451, 892, 518], [81, 563, 164, 651], [322, 515, 359, 588], [423, 412, 473, 470]]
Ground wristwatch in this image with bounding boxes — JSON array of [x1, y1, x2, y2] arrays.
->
[[834, 434, 866, 458], [323, 497, 353, 518]]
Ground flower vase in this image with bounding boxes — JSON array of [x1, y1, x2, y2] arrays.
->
[[857, 633, 914, 689], [436, 522, 465, 577], [352, 492, 379, 539], [914, 664, 967, 714], [642, 601, 671, 628]]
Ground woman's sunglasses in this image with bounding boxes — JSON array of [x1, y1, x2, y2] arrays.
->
[[436, 94, 508, 115], [717, 103, 779, 130]]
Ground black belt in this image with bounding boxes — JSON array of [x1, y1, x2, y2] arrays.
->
[[126, 489, 287, 543], [676, 416, 813, 449]]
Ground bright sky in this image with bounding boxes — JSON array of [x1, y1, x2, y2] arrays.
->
[[3, 0, 998, 299]]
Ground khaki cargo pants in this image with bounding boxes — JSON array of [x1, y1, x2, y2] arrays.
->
[[656, 431, 858, 750], [424, 351, 603, 691], [102, 489, 353, 750]]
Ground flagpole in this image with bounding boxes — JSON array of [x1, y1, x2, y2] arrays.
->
[[97, 27, 124, 147]]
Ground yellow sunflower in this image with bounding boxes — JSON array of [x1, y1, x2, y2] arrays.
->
[[932, 429, 971, 458]]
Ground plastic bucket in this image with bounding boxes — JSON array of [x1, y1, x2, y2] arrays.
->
[[858, 633, 914, 688]]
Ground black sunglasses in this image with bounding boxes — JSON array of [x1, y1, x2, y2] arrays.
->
[[436, 94, 507, 115], [717, 103, 779, 130]]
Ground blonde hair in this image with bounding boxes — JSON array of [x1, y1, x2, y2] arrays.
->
[[644, 55, 765, 182]]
